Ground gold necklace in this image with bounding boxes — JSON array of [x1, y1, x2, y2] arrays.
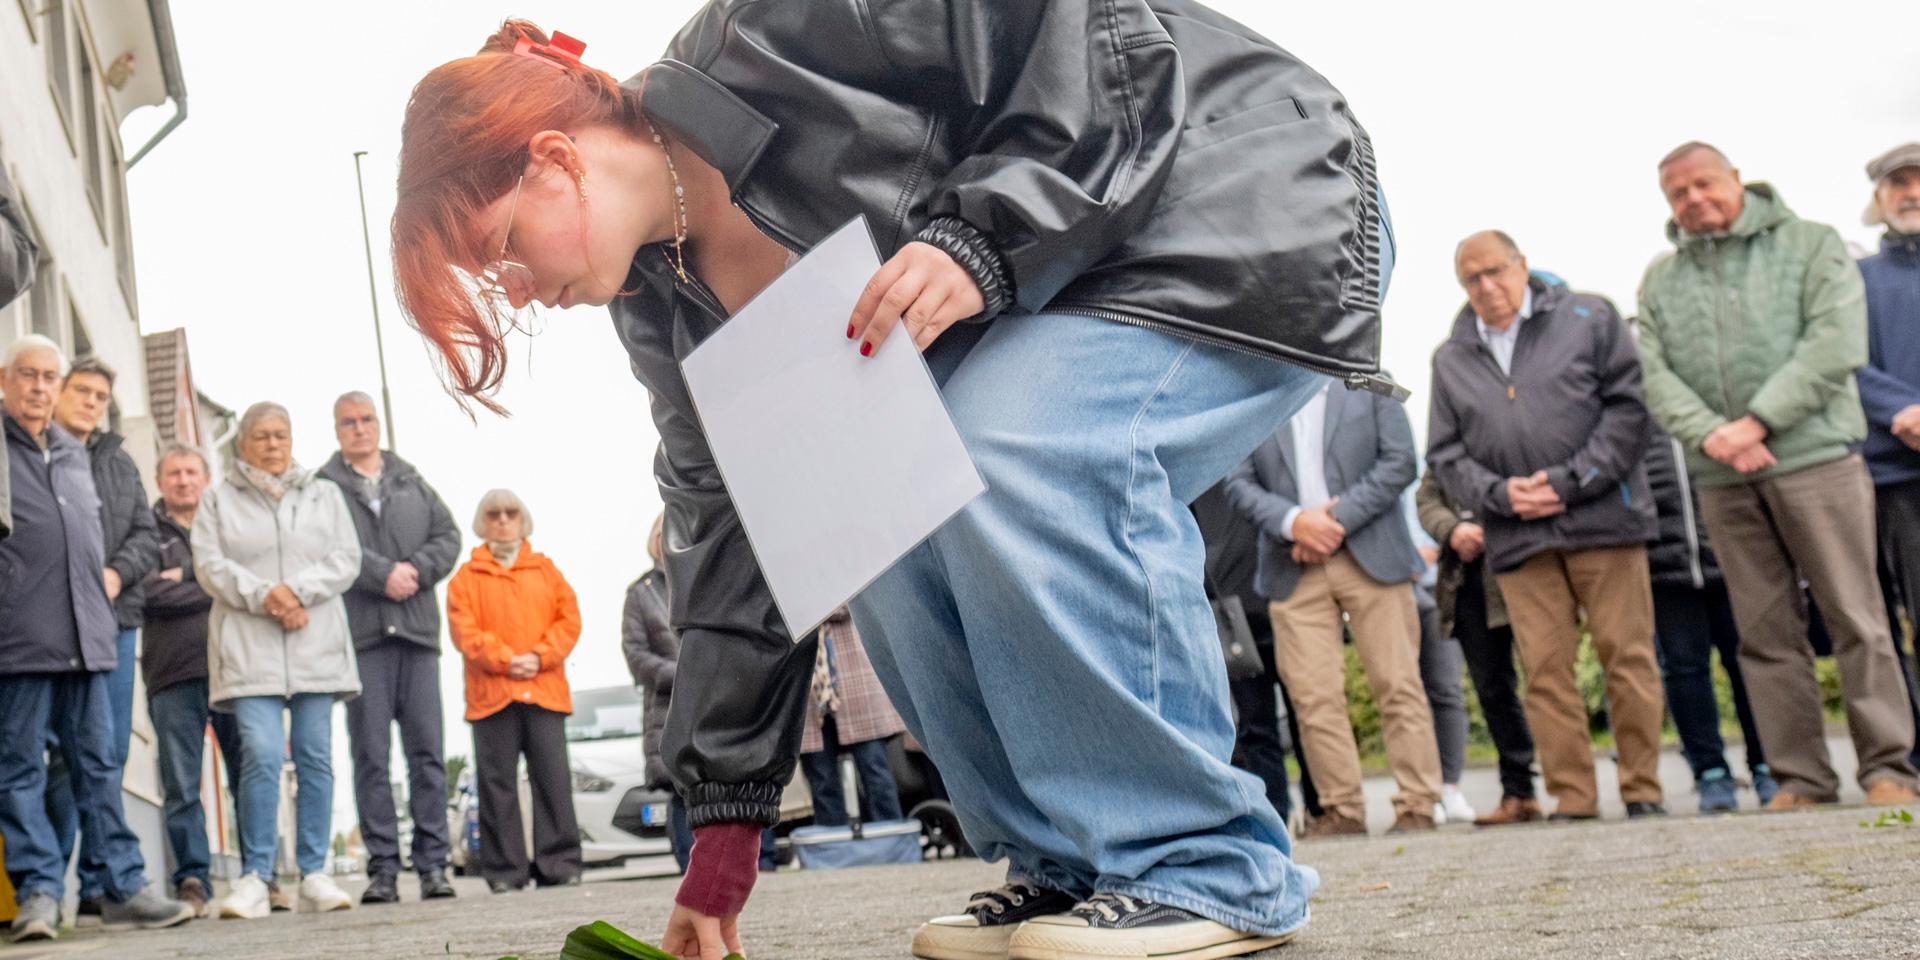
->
[[647, 123, 690, 284]]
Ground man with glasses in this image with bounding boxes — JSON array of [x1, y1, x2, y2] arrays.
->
[[1638, 142, 1920, 809], [319, 391, 463, 904], [0, 336, 194, 940], [1427, 231, 1667, 822]]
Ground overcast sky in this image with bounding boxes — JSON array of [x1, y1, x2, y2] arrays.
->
[[121, 1, 1916, 828]]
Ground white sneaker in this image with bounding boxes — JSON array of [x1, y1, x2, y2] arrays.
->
[[299, 873, 353, 913], [218, 874, 272, 920], [1442, 785, 1477, 824], [1432, 801, 1448, 825]]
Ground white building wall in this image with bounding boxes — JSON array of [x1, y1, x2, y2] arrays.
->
[[2, 0, 173, 887]]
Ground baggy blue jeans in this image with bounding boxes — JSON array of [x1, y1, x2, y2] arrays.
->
[[851, 311, 1328, 936], [232, 694, 335, 879]]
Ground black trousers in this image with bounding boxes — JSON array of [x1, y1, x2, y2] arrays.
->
[[797, 716, 904, 827], [1873, 479, 1920, 765], [1454, 561, 1538, 799], [472, 702, 581, 887], [1229, 610, 1318, 819], [346, 639, 451, 877]]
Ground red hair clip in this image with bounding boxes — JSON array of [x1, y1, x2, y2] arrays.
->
[[512, 31, 586, 70]]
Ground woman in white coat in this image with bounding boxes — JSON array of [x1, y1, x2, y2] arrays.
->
[[191, 402, 361, 919]]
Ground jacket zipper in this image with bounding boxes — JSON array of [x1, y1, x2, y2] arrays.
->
[[1050, 305, 1408, 399], [260, 483, 292, 696], [1704, 237, 1741, 418], [1671, 436, 1705, 589], [680, 199, 1409, 400]]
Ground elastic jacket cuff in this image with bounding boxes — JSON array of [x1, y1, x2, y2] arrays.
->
[[675, 822, 761, 916], [684, 779, 783, 829], [915, 216, 1013, 322]]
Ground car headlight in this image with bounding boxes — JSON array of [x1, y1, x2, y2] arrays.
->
[[571, 768, 615, 793]]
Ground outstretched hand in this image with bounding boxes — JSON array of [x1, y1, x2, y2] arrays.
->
[[662, 903, 744, 960]]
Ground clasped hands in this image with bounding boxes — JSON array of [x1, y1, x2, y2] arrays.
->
[[508, 651, 542, 680], [1289, 498, 1344, 564], [262, 583, 309, 631], [1701, 415, 1775, 474], [1506, 471, 1565, 520]]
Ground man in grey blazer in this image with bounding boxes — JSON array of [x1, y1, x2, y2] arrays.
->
[[1225, 381, 1441, 837]]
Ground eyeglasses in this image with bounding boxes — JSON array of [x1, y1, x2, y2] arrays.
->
[[480, 175, 536, 309], [1459, 256, 1518, 290], [486, 508, 521, 521]]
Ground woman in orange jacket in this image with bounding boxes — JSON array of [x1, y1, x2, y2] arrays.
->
[[446, 488, 582, 893]]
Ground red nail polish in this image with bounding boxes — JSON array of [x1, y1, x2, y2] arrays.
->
[[846, 324, 856, 339], [860, 341, 873, 357]]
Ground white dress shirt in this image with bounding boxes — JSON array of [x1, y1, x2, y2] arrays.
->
[[1474, 285, 1534, 376], [1280, 385, 1332, 542]]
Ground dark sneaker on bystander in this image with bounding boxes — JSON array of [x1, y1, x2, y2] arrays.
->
[[1697, 769, 1738, 814]]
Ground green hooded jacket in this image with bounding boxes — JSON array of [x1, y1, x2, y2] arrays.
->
[[1637, 183, 1869, 487]]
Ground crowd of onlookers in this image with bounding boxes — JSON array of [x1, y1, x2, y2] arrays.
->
[[1205, 140, 1920, 838], [0, 194, 915, 940], [6, 124, 1920, 940]]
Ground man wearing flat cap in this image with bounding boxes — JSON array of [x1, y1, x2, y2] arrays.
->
[[1857, 143, 1920, 701]]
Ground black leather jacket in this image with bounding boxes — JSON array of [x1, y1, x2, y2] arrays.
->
[[614, 0, 1391, 829]]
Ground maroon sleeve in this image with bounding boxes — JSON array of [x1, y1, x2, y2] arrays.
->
[[675, 822, 763, 916]]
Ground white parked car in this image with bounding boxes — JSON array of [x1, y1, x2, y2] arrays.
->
[[567, 685, 675, 868]]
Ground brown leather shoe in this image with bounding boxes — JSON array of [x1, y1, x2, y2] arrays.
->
[[1865, 779, 1919, 806], [1300, 812, 1368, 839], [1762, 791, 1822, 812], [1472, 795, 1544, 827], [1386, 811, 1435, 835]]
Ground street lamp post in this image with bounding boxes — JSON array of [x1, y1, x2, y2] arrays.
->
[[352, 150, 399, 452]]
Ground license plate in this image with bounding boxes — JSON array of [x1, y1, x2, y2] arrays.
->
[[641, 803, 667, 827]]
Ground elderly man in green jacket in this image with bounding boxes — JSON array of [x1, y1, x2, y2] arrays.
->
[[1637, 141, 1920, 810]]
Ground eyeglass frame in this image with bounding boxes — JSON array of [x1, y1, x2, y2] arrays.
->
[[479, 174, 534, 307]]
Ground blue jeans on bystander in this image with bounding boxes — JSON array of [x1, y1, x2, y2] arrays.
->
[[231, 693, 335, 879]]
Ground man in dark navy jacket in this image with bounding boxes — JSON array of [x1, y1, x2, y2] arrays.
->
[[0, 337, 191, 941]]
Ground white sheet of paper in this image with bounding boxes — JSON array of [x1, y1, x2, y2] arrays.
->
[[680, 216, 986, 638]]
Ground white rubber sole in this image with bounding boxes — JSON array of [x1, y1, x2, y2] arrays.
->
[[912, 918, 1019, 960], [219, 899, 271, 920], [1009, 921, 1297, 960]]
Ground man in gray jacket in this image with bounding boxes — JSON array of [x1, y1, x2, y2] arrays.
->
[[0, 336, 192, 941], [1427, 231, 1665, 821], [1225, 382, 1441, 837], [319, 392, 462, 904]]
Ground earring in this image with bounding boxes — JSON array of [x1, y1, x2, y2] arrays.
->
[[648, 122, 690, 284], [576, 172, 589, 201]]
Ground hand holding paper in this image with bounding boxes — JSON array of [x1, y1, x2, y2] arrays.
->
[[680, 217, 986, 638]]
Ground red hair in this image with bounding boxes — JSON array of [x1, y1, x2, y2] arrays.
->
[[392, 20, 642, 415]]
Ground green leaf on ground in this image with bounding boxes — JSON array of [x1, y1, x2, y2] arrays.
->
[[1861, 809, 1914, 829], [559, 921, 746, 960]]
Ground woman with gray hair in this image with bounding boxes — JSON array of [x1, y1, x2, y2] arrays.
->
[[191, 402, 362, 919], [446, 488, 583, 892]]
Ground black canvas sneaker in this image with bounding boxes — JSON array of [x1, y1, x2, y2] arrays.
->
[[1008, 892, 1296, 960], [912, 881, 1080, 960]]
